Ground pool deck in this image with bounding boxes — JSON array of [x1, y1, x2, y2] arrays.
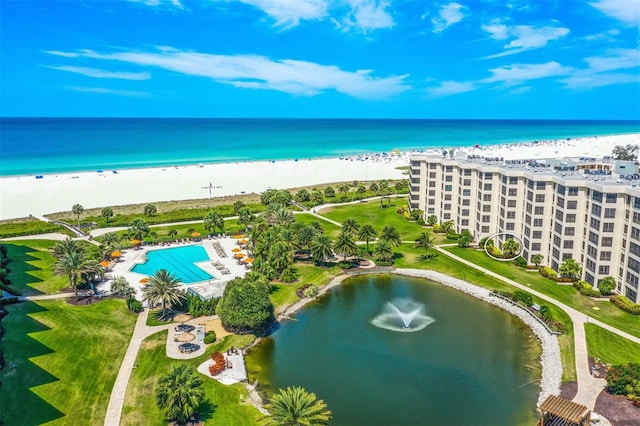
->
[[99, 237, 249, 300]]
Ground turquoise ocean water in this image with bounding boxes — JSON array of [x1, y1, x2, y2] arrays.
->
[[1, 118, 638, 176]]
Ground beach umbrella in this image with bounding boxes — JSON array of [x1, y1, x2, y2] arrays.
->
[[99, 260, 110, 267], [238, 239, 247, 244], [244, 257, 253, 263], [176, 332, 195, 342], [233, 234, 244, 239], [231, 247, 242, 253], [234, 253, 246, 258], [191, 232, 201, 237], [173, 313, 192, 323], [131, 239, 142, 245], [139, 277, 150, 284], [111, 250, 122, 258]]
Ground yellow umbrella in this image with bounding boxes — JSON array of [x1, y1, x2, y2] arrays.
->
[[100, 260, 110, 267], [231, 247, 242, 253], [131, 239, 142, 245], [244, 257, 253, 263], [233, 234, 244, 239], [191, 232, 201, 237], [234, 252, 246, 258], [139, 277, 150, 284], [111, 250, 122, 258], [238, 239, 248, 244]]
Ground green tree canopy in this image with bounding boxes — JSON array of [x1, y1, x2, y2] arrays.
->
[[101, 207, 114, 224], [559, 258, 582, 279], [380, 225, 401, 247], [141, 269, 185, 319], [128, 218, 149, 240], [597, 276, 617, 295], [144, 203, 157, 217], [72, 203, 84, 228], [311, 234, 333, 266], [217, 273, 275, 335], [358, 223, 378, 254], [156, 364, 204, 424], [263, 386, 332, 426]]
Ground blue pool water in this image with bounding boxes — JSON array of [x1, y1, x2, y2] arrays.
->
[[131, 245, 213, 284]]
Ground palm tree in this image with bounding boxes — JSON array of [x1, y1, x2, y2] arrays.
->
[[356, 185, 367, 200], [233, 200, 246, 214], [51, 237, 83, 259], [311, 234, 333, 266], [168, 229, 178, 241], [414, 231, 435, 255], [110, 276, 131, 295], [156, 364, 204, 425], [338, 184, 350, 199], [532, 254, 544, 267], [237, 207, 255, 230], [129, 218, 149, 241], [374, 240, 393, 262], [101, 207, 114, 224], [142, 269, 185, 319], [501, 238, 520, 257], [341, 218, 360, 237], [297, 225, 317, 253], [426, 215, 438, 226], [380, 225, 401, 247], [204, 211, 224, 234], [267, 205, 294, 226], [52, 250, 99, 299], [144, 203, 157, 217], [440, 220, 455, 233], [101, 232, 120, 248], [358, 224, 378, 254], [559, 258, 582, 280], [263, 386, 331, 426], [72, 203, 84, 228], [333, 231, 358, 262]]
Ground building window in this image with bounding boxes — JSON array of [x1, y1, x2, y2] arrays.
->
[[593, 191, 603, 202], [590, 218, 600, 229], [600, 251, 611, 261], [566, 214, 576, 223], [508, 188, 517, 196], [444, 184, 452, 191], [601, 237, 613, 247], [463, 179, 471, 186], [483, 194, 492, 201], [532, 243, 541, 251], [592, 204, 602, 217], [461, 209, 469, 216], [462, 199, 470, 206], [481, 226, 490, 233], [429, 172, 436, 178], [509, 177, 518, 184], [534, 206, 544, 215], [604, 208, 616, 218], [427, 208, 435, 214], [535, 194, 545, 202], [444, 204, 451, 210], [463, 169, 472, 176], [603, 223, 614, 232], [506, 223, 515, 230], [461, 219, 469, 226], [565, 227, 575, 236], [556, 197, 565, 208], [598, 265, 610, 275], [567, 200, 578, 209], [507, 200, 517, 207], [484, 183, 492, 190], [533, 218, 543, 227], [507, 211, 516, 219], [462, 189, 471, 196], [443, 213, 451, 220], [532, 231, 542, 239], [429, 182, 436, 187], [605, 193, 617, 203], [587, 245, 598, 257], [536, 182, 546, 189], [588, 232, 599, 244], [445, 175, 453, 182], [554, 223, 563, 234], [563, 240, 574, 249], [482, 205, 491, 212], [568, 187, 579, 196], [428, 190, 436, 196], [482, 215, 491, 223], [444, 194, 452, 201], [428, 199, 435, 205]]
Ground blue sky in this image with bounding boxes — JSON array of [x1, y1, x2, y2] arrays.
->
[[1, 0, 639, 119]]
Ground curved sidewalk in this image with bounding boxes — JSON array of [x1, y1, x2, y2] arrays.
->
[[434, 246, 639, 410]]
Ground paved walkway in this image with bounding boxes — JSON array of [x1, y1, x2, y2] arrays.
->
[[434, 246, 640, 410]]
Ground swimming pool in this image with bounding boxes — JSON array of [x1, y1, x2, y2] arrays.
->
[[131, 245, 214, 284]]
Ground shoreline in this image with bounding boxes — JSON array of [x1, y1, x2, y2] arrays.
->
[[276, 268, 562, 409], [1, 133, 638, 220]]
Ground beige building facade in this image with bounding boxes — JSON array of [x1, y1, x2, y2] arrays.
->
[[409, 154, 640, 304]]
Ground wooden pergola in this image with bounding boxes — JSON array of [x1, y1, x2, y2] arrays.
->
[[537, 395, 590, 426]]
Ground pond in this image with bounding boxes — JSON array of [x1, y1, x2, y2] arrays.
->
[[246, 274, 540, 425]]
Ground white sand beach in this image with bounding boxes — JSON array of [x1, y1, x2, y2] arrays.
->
[[0, 133, 638, 220]]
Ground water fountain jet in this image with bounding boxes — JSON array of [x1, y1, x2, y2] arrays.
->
[[371, 298, 435, 332]]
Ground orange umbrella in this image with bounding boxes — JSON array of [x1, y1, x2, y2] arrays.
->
[[100, 260, 110, 267], [231, 247, 242, 253], [111, 250, 122, 258], [238, 239, 248, 244], [139, 277, 150, 284], [191, 232, 201, 237], [131, 239, 142, 245], [234, 253, 246, 258], [233, 234, 244, 239], [244, 257, 253, 263]]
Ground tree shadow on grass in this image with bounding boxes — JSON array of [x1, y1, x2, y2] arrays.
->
[[1, 301, 64, 425], [4, 244, 46, 296], [198, 399, 217, 423]]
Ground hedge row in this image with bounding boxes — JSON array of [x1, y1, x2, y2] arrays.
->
[[610, 295, 640, 315]]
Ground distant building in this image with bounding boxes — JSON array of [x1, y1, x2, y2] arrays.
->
[[408, 154, 640, 303]]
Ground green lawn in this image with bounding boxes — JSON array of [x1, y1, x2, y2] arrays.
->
[[443, 246, 640, 339], [269, 262, 343, 313], [585, 323, 640, 365], [121, 331, 261, 425], [1, 298, 137, 426], [319, 198, 424, 241], [293, 213, 342, 238], [3, 240, 71, 295]]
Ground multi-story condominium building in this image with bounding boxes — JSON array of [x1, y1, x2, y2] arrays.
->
[[409, 154, 640, 304]]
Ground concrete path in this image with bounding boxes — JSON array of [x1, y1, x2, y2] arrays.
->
[[434, 246, 640, 410]]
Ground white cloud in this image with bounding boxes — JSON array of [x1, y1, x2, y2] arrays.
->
[[589, 0, 640, 26], [483, 61, 572, 86], [427, 80, 476, 97], [584, 28, 620, 41], [67, 86, 151, 97], [127, 0, 183, 9], [47, 65, 151, 80], [238, 0, 329, 28], [560, 49, 640, 89], [481, 21, 570, 58], [432, 3, 468, 34], [340, 0, 394, 32], [47, 47, 410, 99]]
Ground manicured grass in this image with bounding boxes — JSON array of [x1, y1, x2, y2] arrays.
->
[[121, 330, 261, 426], [0, 216, 73, 238], [319, 197, 424, 241], [585, 323, 640, 365], [443, 246, 640, 339], [3, 240, 70, 295], [1, 298, 137, 425], [293, 213, 342, 238], [269, 262, 342, 312]]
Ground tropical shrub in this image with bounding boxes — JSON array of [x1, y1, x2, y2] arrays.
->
[[209, 351, 226, 376], [512, 290, 533, 307], [597, 276, 617, 296], [610, 295, 640, 315], [303, 285, 319, 298], [606, 363, 640, 406], [127, 299, 142, 313], [204, 331, 217, 344], [539, 266, 557, 280], [513, 256, 528, 268], [186, 293, 218, 317], [156, 364, 204, 424], [279, 266, 297, 283], [338, 260, 354, 269]]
